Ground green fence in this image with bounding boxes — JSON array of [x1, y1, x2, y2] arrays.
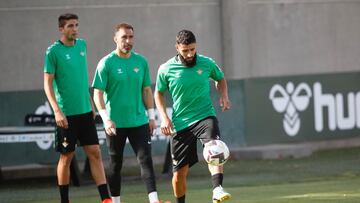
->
[[1, 71, 360, 166], [243, 71, 360, 145]]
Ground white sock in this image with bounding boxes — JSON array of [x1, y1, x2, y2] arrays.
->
[[148, 191, 159, 203], [111, 196, 121, 203]]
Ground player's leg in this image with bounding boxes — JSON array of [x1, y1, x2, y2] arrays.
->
[[197, 116, 231, 203], [57, 152, 75, 183], [172, 165, 189, 203], [82, 145, 105, 184], [127, 124, 160, 203], [77, 112, 111, 203], [106, 127, 128, 203], [55, 116, 77, 203], [208, 165, 230, 203], [208, 164, 223, 186], [171, 127, 198, 203], [57, 152, 75, 203], [83, 145, 112, 203]]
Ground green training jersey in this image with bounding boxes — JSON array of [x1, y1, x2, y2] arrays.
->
[[43, 39, 91, 116], [156, 54, 224, 131], [92, 51, 151, 128]]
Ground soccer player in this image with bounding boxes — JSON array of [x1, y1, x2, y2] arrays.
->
[[43, 13, 112, 203], [92, 23, 160, 203], [154, 30, 231, 203]]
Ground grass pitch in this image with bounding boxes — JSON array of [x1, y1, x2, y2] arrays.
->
[[1, 147, 360, 203]]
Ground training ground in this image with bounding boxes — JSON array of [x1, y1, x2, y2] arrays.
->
[[1, 145, 360, 203]]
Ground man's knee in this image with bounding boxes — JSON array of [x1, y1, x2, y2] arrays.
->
[[109, 155, 123, 172], [138, 152, 153, 166], [173, 167, 188, 183], [84, 145, 102, 160], [59, 152, 75, 167]]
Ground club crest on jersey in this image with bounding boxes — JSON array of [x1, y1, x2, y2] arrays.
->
[[117, 68, 123, 74], [65, 54, 71, 60], [133, 67, 139, 73], [197, 68, 203, 75], [80, 51, 85, 56]]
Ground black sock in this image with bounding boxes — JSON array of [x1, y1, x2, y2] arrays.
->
[[211, 173, 223, 189], [59, 185, 69, 203], [176, 195, 185, 203], [97, 184, 110, 200]]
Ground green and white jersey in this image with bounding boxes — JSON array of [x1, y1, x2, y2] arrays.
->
[[156, 54, 224, 131], [92, 51, 151, 128], [44, 39, 91, 116]]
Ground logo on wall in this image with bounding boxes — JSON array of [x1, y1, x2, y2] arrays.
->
[[269, 81, 360, 137], [269, 82, 312, 136], [35, 101, 52, 115]]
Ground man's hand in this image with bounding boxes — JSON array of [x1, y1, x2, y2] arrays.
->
[[104, 119, 117, 136], [149, 119, 156, 136], [160, 117, 174, 136], [220, 96, 231, 112], [55, 110, 68, 129]]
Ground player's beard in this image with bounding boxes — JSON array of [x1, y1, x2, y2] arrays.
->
[[66, 33, 77, 42], [121, 44, 133, 54], [178, 53, 197, 67]]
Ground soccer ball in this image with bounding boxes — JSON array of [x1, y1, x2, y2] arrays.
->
[[203, 140, 230, 166]]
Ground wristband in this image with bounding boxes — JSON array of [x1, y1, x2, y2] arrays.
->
[[99, 109, 110, 123], [147, 108, 155, 120]]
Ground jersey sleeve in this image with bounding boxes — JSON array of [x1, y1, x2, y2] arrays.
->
[[209, 58, 224, 81], [142, 57, 151, 87], [92, 58, 108, 91], [155, 64, 168, 93], [43, 48, 56, 74]]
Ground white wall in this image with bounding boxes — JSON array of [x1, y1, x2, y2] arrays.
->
[[1, 0, 360, 90], [0, 0, 222, 91], [222, 0, 360, 79]]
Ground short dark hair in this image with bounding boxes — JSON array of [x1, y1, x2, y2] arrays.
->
[[115, 23, 134, 34], [176, 30, 196, 45], [58, 13, 78, 28]]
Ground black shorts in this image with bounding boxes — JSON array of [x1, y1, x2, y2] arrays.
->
[[55, 111, 99, 154], [171, 116, 220, 172], [106, 124, 152, 157]]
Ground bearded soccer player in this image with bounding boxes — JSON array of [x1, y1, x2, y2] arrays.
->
[[154, 30, 231, 203], [92, 23, 160, 203], [43, 13, 112, 203]]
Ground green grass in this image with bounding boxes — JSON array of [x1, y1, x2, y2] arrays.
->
[[2, 147, 360, 203]]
